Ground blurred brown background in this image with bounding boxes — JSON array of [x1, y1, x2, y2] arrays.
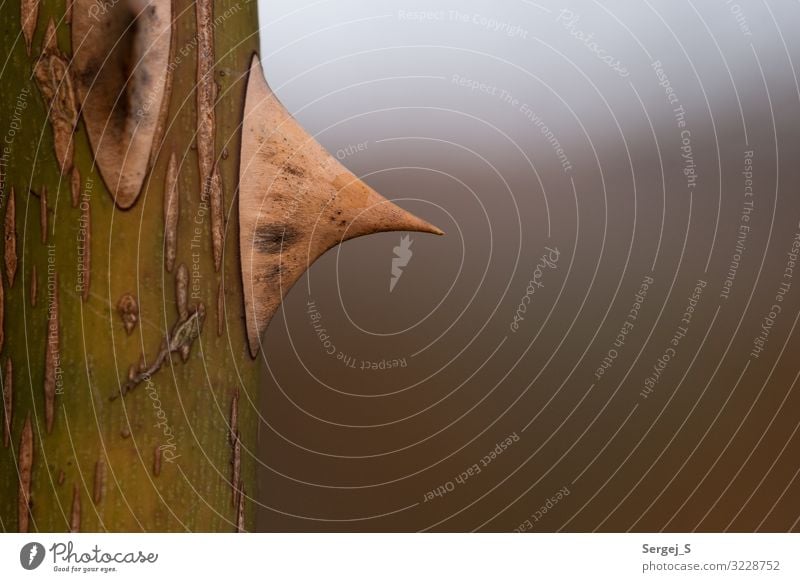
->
[[252, 0, 800, 531]]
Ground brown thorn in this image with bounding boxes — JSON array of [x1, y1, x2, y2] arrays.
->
[[238, 55, 444, 357], [72, 0, 172, 206]]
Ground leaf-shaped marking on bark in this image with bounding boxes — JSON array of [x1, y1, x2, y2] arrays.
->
[[2, 358, 11, 448], [4, 188, 17, 286], [164, 153, 179, 273], [33, 19, 78, 176], [18, 414, 33, 532], [44, 273, 59, 434]]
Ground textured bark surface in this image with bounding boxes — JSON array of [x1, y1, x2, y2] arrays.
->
[[0, 0, 441, 532], [0, 0, 260, 532]]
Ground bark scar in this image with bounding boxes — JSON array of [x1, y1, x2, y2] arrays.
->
[[0, 267, 4, 353], [230, 389, 240, 509], [217, 282, 224, 337], [93, 458, 105, 504], [163, 153, 179, 273], [70, 484, 80, 532], [44, 273, 60, 434], [236, 484, 245, 533], [3, 358, 12, 448], [78, 189, 91, 301], [21, 0, 39, 56], [33, 19, 78, 176], [112, 304, 205, 399], [196, 0, 224, 271], [18, 414, 33, 532], [4, 187, 17, 286], [30, 264, 38, 307], [39, 187, 48, 244], [71, 167, 81, 208], [153, 446, 162, 476], [117, 293, 139, 335]]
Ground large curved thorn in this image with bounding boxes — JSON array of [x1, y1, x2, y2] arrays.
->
[[239, 55, 443, 357]]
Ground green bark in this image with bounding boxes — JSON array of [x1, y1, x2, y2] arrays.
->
[[0, 0, 260, 531]]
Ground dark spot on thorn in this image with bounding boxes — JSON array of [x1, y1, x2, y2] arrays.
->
[[139, 69, 151, 88], [253, 224, 300, 254], [283, 164, 303, 177], [79, 60, 101, 87]]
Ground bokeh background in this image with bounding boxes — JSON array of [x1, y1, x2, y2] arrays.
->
[[253, 0, 800, 531]]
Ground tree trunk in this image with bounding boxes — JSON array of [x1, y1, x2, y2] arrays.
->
[[0, 0, 441, 533], [0, 0, 261, 532]]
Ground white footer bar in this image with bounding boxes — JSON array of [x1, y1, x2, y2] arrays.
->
[[1, 533, 797, 581]]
